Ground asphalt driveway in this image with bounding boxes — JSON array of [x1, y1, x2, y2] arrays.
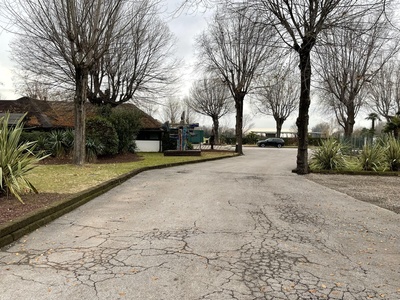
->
[[1, 148, 399, 299]]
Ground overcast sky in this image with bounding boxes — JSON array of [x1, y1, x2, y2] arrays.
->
[[0, 1, 369, 130]]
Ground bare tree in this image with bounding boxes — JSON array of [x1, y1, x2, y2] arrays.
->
[[253, 58, 299, 138], [242, 113, 255, 135], [137, 99, 160, 118], [162, 98, 182, 124], [367, 59, 400, 121], [315, 13, 399, 139], [2, 0, 132, 165], [13, 75, 74, 101], [196, 5, 277, 154], [17, 79, 50, 101], [183, 98, 193, 124], [311, 122, 336, 137], [252, 0, 389, 174], [87, 0, 178, 106], [186, 77, 233, 143]]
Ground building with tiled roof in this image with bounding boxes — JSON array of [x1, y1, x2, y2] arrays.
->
[[0, 97, 163, 152]]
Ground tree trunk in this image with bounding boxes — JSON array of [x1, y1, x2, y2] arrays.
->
[[73, 66, 89, 165], [295, 38, 314, 174], [343, 102, 356, 140], [235, 92, 245, 155], [344, 120, 355, 140], [212, 116, 220, 144], [394, 128, 399, 139], [275, 117, 284, 138]]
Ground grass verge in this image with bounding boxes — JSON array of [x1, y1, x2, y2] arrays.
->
[[27, 152, 235, 194], [1, 151, 236, 248]]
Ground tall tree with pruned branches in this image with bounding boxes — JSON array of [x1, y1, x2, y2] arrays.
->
[[367, 59, 400, 122], [186, 77, 233, 143], [196, 5, 278, 154], [251, 0, 391, 173], [315, 12, 399, 139], [253, 56, 299, 138], [2, 0, 130, 165], [180, 0, 391, 172], [2, 0, 177, 165]]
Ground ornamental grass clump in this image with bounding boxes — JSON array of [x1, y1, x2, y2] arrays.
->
[[0, 113, 47, 203], [357, 142, 386, 171], [309, 138, 348, 171], [384, 136, 400, 171]]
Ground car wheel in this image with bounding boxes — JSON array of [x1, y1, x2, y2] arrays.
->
[[260, 143, 266, 147], [277, 144, 282, 148]]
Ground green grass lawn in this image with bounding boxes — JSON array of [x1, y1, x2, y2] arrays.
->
[[27, 152, 235, 194]]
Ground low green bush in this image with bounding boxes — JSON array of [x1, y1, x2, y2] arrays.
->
[[243, 132, 260, 144], [309, 138, 347, 171], [20, 131, 47, 144], [20, 131, 49, 153], [85, 137, 103, 163], [46, 130, 71, 157], [109, 107, 141, 153], [86, 116, 119, 157], [310, 135, 400, 173]]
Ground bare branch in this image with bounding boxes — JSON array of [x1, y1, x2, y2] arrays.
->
[[315, 11, 399, 138], [187, 76, 234, 142], [196, 4, 278, 153]]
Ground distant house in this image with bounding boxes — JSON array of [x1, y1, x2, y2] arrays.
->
[[0, 97, 163, 152], [249, 128, 298, 138]]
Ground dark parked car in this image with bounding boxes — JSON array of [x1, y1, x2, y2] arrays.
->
[[256, 138, 285, 148]]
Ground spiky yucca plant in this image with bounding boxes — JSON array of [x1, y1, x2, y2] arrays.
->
[[358, 142, 386, 171], [384, 136, 400, 171], [309, 138, 348, 171], [0, 113, 47, 203], [85, 137, 104, 163], [46, 129, 74, 158]]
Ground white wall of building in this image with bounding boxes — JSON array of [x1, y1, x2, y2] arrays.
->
[[136, 140, 160, 152]]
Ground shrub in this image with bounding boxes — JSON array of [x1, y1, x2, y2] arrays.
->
[[35, 134, 49, 153], [20, 131, 47, 144], [0, 113, 47, 203], [309, 138, 347, 171], [86, 116, 119, 157], [308, 137, 325, 147], [20, 131, 49, 153], [63, 129, 74, 152], [128, 140, 137, 153], [109, 108, 141, 153], [85, 137, 103, 163], [384, 136, 400, 171], [357, 142, 386, 171], [243, 132, 260, 144], [46, 130, 72, 157]]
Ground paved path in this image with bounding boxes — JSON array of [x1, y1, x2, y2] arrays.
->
[[1, 148, 399, 300]]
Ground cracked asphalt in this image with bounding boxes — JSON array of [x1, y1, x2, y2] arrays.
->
[[1, 148, 399, 300]]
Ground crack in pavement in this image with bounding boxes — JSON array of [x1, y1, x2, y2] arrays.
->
[[1, 153, 399, 299], [2, 201, 398, 300]]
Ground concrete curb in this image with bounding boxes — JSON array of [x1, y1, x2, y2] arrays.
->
[[310, 169, 400, 176], [0, 154, 238, 249]]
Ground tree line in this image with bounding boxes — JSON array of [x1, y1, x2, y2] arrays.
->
[[1, 0, 399, 174]]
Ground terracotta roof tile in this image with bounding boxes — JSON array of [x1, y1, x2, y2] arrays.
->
[[0, 97, 161, 130]]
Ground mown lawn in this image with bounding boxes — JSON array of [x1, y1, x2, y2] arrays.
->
[[27, 152, 236, 194]]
